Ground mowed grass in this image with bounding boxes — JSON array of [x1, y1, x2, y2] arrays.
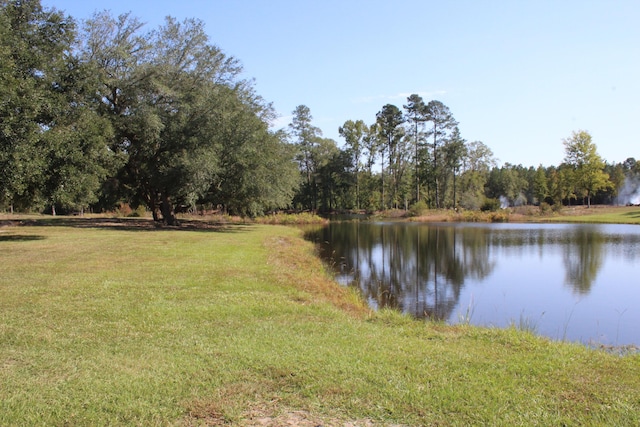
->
[[546, 205, 640, 224], [1, 218, 639, 426]]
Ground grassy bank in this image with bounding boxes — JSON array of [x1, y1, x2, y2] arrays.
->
[[1, 218, 639, 426], [543, 205, 640, 224], [409, 205, 640, 225]]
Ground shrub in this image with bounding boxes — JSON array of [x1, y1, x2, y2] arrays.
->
[[408, 200, 429, 217], [489, 211, 509, 222], [539, 202, 553, 215], [254, 212, 328, 225], [110, 203, 147, 218], [127, 206, 147, 217], [481, 198, 500, 212], [461, 210, 483, 222]]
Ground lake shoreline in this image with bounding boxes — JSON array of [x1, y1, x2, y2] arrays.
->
[[371, 204, 640, 225]]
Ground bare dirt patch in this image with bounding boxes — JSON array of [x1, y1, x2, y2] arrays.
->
[[183, 405, 396, 427]]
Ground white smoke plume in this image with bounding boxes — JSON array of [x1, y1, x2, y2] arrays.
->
[[616, 176, 640, 205]]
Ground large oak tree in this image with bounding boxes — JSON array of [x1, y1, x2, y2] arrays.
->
[[80, 12, 297, 222], [0, 0, 113, 214]]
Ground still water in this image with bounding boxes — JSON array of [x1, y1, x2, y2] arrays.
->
[[304, 222, 640, 346]]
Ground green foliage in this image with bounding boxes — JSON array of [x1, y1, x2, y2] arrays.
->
[[533, 165, 550, 204], [289, 105, 323, 210], [489, 210, 509, 222], [376, 104, 406, 209], [403, 94, 428, 204], [408, 200, 429, 217], [254, 212, 327, 225], [485, 163, 529, 205], [0, 0, 113, 213], [563, 130, 610, 207], [78, 12, 297, 222], [338, 119, 367, 209], [481, 197, 500, 212], [539, 201, 553, 214], [2, 3, 634, 219], [458, 206, 510, 222], [0, 4, 299, 219], [425, 100, 458, 208], [112, 203, 147, 218]]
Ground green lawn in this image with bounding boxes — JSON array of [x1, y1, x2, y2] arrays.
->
[[547, 206, 640, 224], [1, 218, 639, 426]]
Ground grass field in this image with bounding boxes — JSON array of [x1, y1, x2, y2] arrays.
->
[[1, 217, 639, 426], [544, 205, 640, 224]]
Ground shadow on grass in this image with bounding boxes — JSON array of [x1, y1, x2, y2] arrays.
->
[[0, 234, 46, 242], [621, 210, 640, 219], [14, 217, 253, 233]]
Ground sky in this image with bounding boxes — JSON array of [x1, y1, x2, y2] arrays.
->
[[44, 0, 639, 167]]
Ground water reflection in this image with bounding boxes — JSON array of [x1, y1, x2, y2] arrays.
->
[[305, 222, 495, 320], [562, 226, 604, 294], [304, 221, 640, 345]]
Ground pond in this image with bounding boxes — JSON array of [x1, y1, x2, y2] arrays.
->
[[304, 221, 640, 346]]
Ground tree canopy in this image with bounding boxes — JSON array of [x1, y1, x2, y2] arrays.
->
[[1, 2, 635, 218], [0, 1, 299, 221], [562, 130, 610, 208]]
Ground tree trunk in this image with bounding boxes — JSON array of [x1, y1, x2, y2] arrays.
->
[[453, 169, 457, 209], [161, 191, 178, 225], [415, 122, 420, 203], [51, 204, 56, 216], [356, 170, 360, 211], [381, 151, 385, 210], [433, 124, 439, 209], [149, 191, 160, 221]]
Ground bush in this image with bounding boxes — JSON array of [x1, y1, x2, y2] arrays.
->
[[481, 198, 500, 212], [489, 211, 509, 222], [112, 203, 147, 218], [539, 202, 553, 215], [254, 212, 328, 225], [408, 200, 429, 217], [461, 210, 484, 222]]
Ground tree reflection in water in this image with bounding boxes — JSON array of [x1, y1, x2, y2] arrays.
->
[[304, 221, 640, 345], [562, 226, 605, 294], [305, 222, 495, 320]]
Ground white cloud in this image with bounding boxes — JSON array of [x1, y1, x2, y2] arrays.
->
[[269, 114, 293, 130]]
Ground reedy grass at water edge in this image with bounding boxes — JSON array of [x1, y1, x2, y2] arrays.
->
[[407, 205, 640, 225], [1, 218, 639, 426]]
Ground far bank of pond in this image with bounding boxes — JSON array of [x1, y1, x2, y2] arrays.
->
[[304, 220, 640, 346]]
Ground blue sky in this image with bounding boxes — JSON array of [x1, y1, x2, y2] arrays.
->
[[45, 0, 639, 167]]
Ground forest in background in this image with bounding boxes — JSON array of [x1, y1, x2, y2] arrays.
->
[[2, 1, 639, 223], [295, 103, 639, 214]]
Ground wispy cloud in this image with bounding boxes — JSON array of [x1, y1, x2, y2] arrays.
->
[[351, 90, 447, 104], [269, 114, 293, 130]]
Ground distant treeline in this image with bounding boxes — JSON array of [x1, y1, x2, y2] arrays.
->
[[290, 99, 639, 213], [2, 1, 638, 222]]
